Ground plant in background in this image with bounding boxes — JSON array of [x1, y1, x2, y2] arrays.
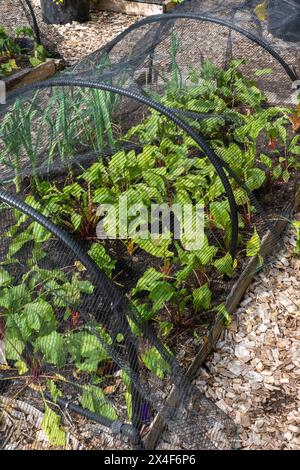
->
[[292, 220, 300, 256], [0, 26, 22, 57], [0, 26, 21, 78], [29, 43, 48, 67], [0, 59, 18, 78]]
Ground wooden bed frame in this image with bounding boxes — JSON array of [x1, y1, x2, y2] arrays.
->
[[93, 0, 177, 17]]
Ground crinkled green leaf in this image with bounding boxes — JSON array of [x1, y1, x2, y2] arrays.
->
[[149, 282, 175, 312], [193, 283, 212, 312], [88, 243, 115, 277], [245, 168, 266, 191], [132, 268, 163, 296], [135, 238, 173, 259], [214, 253, 234, 277], [0, 269, 13, 287], [246, 228, 261, 257], [36, 331, 66, 367], [68, 331, 109, 373]]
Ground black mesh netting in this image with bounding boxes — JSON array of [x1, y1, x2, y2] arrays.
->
[[0, 0, 299, 450]]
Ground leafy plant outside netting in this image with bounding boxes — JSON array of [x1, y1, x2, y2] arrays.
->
[[0, 0, 300, 450]]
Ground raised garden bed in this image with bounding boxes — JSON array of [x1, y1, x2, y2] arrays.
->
[[0, 24, 60, 91], [0, 10, 300, 450]]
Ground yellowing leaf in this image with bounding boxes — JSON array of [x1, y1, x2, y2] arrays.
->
[[254, 2, 267, 21], [53, 373, 67, 382], [74, 260, 86, 272], [289, 114, 300, 133], [29, 383, 46, 393], [15, 360, 28, 375], [289, 103, 300, 132]]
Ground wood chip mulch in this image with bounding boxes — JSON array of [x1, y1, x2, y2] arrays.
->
[[195, 223, 300, 450]]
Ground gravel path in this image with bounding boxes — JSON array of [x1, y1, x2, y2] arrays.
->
[[41, 8, 142, 64]]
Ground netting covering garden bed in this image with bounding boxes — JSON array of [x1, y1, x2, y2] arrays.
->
[[0, 0, 299, 450]]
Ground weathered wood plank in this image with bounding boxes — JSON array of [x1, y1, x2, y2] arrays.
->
[[94, 0, 173, 16], [144, 186, 300, 450]]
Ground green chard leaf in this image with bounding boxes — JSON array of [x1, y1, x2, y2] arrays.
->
[[214, 253, 234, 277], [0, 269, 13, 287], [81, 385, 118, 420], [246, 228, 261, 257]]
